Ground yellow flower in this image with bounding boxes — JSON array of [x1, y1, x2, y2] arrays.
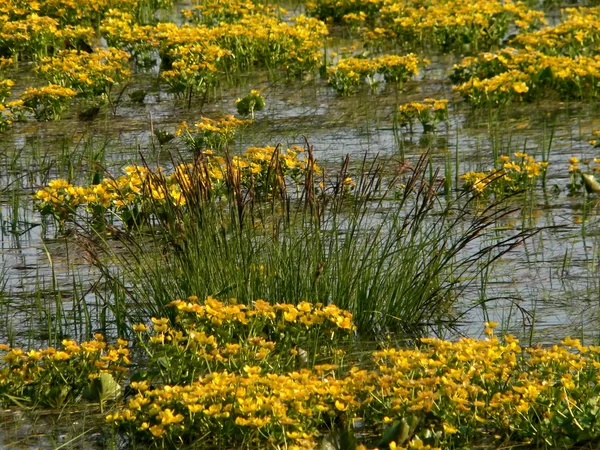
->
[[443, 423, 458, 434], [283, 308, 299, 322], [52, 351, 70, 361], [131, 380, 150, 392], [561, 336, 580, 347], [159, 408, 184, 425], [133, 323, 148, 332], [512, 82, 528, 93], [149, 425, 165, 437], [335, 399, 348, 411], [484, 321, 499, 329]]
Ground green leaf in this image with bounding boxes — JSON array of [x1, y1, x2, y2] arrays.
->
[[157, 356, 170, 369], [320, 430, 357, 450], [339, 430, 357, 450], [377, 420, 402, 447], [84, 373, 121, 403], [44, 385, 70, 408], [536, 65, 553, 83], [581, 173, 600, 194]]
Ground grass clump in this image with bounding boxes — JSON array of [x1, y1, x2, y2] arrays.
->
[[34, 147, 538, 336]]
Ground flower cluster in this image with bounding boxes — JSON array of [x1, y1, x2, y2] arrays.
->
[[19, 84, 77, 120], [0, 14, 100, 62], [109, 320, 600, 448], [453, 50, 600, 105], [0, 0, 162, 63], [133, 296, 354, 385], [460, 152, 548, 196], [154, 13, 327, 97], [75, 3, 326, 79], [181, 0, 284, 26], [306, 0, 382, 23], [327, 53, 425, 95], [0, 99, 22, 131], [510, 6, 600, 58], [0, 334, 129, 408], [307, 0, 544, 52], [34, 145, 322, 229], [35, 0, 147, 27], [0, 76, 13, 102], [160, 41, 231, 96], [453, 68, 531, 107], [0, 13, 59, 61], [0, 79, 24, 129], [36, 48, 131, 100], [100, 10, 158, 67], [397, 99, 448, 132], [106, 296, 354, 447], [175, 115, 250, 153], [206, 145, 323, 192], [6, 311, 600, 448], [452, 8, 600, 106]]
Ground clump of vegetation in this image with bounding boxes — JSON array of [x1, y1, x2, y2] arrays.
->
[[451, 8, 600, 106], [33, 151, 535, 337], [20, 85, 77, 121], [461, 152, 548, 197], [307, 0, 544, 52], [235, 89, 266, 119], [397, 99, 449, 132], [0, 335, 129, 408], [34, 144, 320, 228], [36, 48, 131, 101], [175, 115, 250, 153], [6, 313, 600, 449], [327, 53, 426, 95]]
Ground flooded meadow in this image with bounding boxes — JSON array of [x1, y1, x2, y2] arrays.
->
[[2, 0, 600, 448]]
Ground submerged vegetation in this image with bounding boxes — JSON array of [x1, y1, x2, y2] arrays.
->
[[1, 0, 600, 448]]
